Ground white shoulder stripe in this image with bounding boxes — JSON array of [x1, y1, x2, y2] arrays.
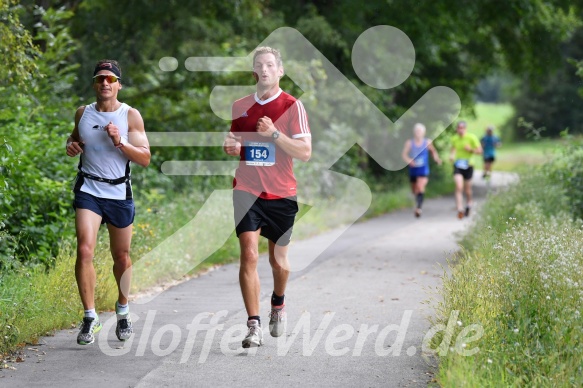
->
[[296, 100, 309, 134], [298, 100, 310, 133]]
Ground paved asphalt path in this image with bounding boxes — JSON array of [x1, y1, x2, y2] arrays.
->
[[1, 172, 516, 387]]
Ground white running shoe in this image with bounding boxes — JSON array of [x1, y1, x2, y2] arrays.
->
[[268, 305, 286, 337], [242, 319, 263, 348]]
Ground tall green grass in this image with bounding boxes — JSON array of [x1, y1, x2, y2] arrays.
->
[[0, 242, 116, 352], [433, 147, 583, 385]]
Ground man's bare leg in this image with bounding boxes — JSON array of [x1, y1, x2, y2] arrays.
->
[[269, 241, 290, 297], [75, 208, 103, 345], [464, 179, 473, 216], [454, 173, 464, 217], [75, 209, 102, 311], [464, 179, 473, 207], [239, 230, 261, 317], [108, 223, 133, 305], [108, 222, 134, 341], [268, 240, 289, 337]]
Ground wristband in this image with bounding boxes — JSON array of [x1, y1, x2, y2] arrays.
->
[[115, 137, 128, 148]]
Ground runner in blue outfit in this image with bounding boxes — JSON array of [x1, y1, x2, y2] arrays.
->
[[480, 125, 501, 179], [401, 123, 442, 217]]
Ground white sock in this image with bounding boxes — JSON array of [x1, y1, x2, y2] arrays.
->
[[84, 308, 97, 319], [116, 301, 129, 315]]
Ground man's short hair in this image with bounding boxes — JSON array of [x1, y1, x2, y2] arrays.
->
[[253, 47, 283, 68], [457, 120, 467, 128]]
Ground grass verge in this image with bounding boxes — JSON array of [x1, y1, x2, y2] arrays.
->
[[432, 150, 583, 385], [0, 242, 116, 355]]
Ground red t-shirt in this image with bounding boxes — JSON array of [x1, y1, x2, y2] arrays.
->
[[229, 89, 311, 199]]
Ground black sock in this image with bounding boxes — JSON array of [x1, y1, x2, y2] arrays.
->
[[271, 292, 285, 306], [416, 193, 424, 209], [248, 315, 260, 324]]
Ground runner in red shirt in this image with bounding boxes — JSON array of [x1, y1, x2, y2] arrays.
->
[[223, 47, 311, 348]]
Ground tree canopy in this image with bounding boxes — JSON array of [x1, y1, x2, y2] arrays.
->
[[1, 0, 582, 269]]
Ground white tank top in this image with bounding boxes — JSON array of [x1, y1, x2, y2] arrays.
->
[[75, 102, 132, 200]]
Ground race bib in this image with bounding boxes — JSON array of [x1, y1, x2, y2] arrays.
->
[[454, 159, 469, 169], [244, 141, 275, 166], [413, 156, 425, 168]]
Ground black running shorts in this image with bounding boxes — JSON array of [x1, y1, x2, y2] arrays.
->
[[453, 166, 474, 181], [233, 190, 299, 246]]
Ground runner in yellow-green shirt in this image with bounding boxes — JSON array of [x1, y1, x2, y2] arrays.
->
[[449, 121, 482, 219]]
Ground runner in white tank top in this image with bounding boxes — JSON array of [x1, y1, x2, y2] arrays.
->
[[66, 59, 150, 346], [76, 101, 133, 199]]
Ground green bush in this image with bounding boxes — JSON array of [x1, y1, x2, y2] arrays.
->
[[541, 137, 583, 220], [0, 6, 79, 271], [1, 119, 75, 269]]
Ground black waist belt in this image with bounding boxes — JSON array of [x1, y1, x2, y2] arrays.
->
[[78, 171, 129, 185]]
